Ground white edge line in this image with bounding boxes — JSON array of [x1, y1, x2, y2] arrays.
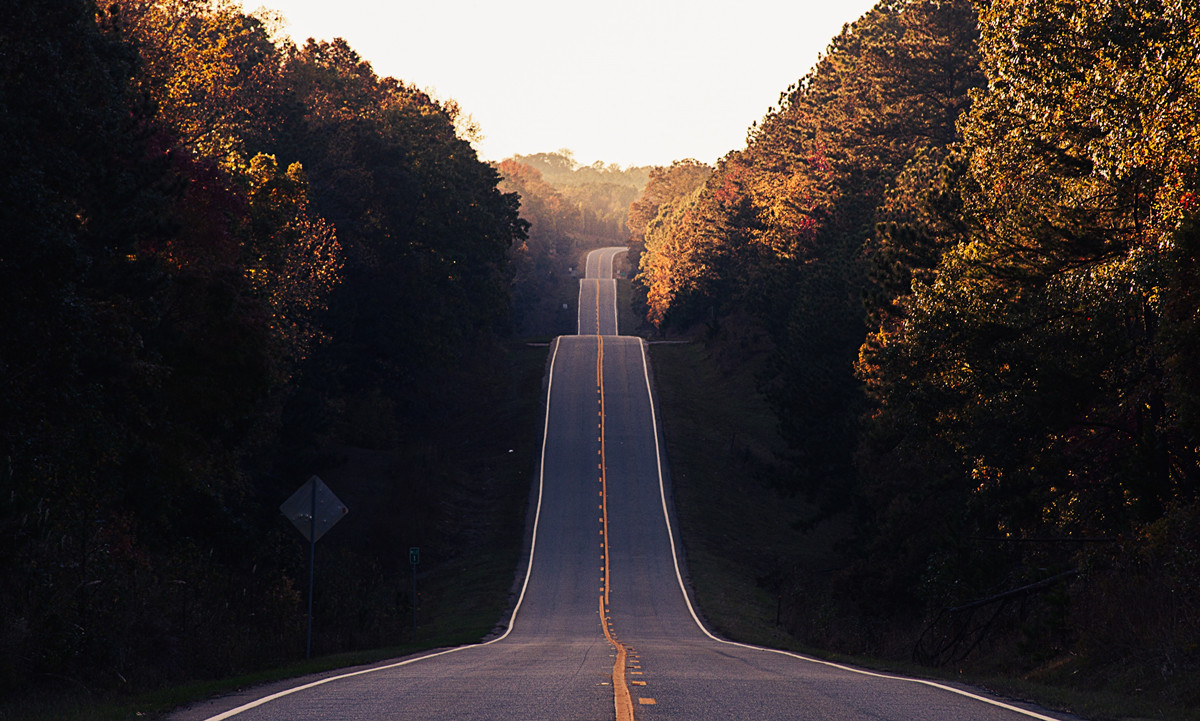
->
[[202, 340, 561, 721], [608, 248, 626, 335], [576, 279, 585, 335], [608, 279, 618, 336], [582, 247, 626, 336], [634, 340, 1065, 721]]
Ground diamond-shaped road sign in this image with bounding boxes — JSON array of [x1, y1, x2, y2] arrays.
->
[[281, 475, 348, 543]]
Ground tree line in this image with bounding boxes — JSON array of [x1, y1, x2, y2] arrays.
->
[[629, 0, 1200, 696], [1, 0, 525, 696], [499, 150, 648, 335]]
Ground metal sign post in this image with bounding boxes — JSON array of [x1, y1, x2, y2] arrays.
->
[[308, 479, 315, 659], [409, 547, 419, 641], [281, 475, 348, 658]]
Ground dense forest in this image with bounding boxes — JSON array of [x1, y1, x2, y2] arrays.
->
[[630, 0, 1199, 701], [7, 0, 1200, 711], [1, 0, 529, 698]]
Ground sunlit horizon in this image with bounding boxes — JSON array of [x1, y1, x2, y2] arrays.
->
[[254, 0, 881, 168]]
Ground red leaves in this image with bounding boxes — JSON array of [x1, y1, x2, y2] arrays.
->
[[711, 162, 748, 208]]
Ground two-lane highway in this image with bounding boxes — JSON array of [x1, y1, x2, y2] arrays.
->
[[578, 246, 624, 335], [574, 251, 1078, 720], [177, 247, 1081, 721]]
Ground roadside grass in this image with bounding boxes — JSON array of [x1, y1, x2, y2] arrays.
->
[[977, 675, 1199, 721], [415, 337, 549, 650], [0, 640, 461, 721], [0, 338, 551, 721], [647, 340, 838, 649], [4, 644, 439, 721], [648, 336, 1200, 721]]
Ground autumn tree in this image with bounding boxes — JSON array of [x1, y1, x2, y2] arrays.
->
[[856, 0, 1200, 610], [497, 159, 570, 335], [508, 151, 648, 246], [108, 0, 344, 371], [277, 38, 523, 444], [634, 1, 981, 508], [499, 152, 646, 335], [1, 0, 520, 695], [627, 159, 712, 326], [243, 154, 343, 365], [627, 159, 712, 253], [1, 0, 307, 691], [110, 0, 288, 163], [513, 150, 651, 190]]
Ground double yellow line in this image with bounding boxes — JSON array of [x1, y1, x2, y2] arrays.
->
[[598, 334, 610, 606], [597, 334, 634, 721], [595, 278, 603, 336]]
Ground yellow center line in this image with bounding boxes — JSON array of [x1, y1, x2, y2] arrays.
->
[[600, 595, 633, 721], [597, 334, 634, 721], [595, 276, 602, 334]]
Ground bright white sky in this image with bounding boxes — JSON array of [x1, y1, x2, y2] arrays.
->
[[254, 0, 881, 168]]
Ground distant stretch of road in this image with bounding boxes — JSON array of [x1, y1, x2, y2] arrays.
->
[[578, 246, 622, 335], [176, 247, 1081, 721]]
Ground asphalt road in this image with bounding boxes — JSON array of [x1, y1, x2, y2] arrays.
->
[[578, 246, 623, 335], [176, 247, 1082, 721]]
